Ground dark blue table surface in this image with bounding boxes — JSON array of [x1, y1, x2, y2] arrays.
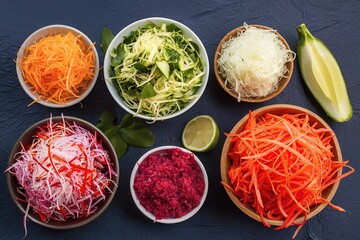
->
[[1, 1, 359, 239]]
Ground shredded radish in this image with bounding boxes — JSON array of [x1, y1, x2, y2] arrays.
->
[[6, 117, 116, 233], [218, 24, 295, 101]]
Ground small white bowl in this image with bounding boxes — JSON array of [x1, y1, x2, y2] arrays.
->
[[16, 24, 100, 108], [104, 17, 209, 121], [130, 146, 208, 224]]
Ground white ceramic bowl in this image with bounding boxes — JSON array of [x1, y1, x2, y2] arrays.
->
[[104, 17, 209, 121], [130, 146, 208, 224], [16, 24, 100, 108]]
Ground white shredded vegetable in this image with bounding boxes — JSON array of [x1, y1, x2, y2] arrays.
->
[[6, 117, 116, 237], [109, 23, 205, 119], [217, 24, 294, 101]]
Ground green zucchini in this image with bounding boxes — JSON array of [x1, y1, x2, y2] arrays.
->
[[156, 61, 170, 79], [297, 23, 352, 122]]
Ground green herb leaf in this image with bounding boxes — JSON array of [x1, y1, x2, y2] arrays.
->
[[96, 111, 127, 157], [166, 23, 182, 33], [119, 113, 139, 129], [189, 41, 200, 53], [123, 30, 136, 44], [118, 114, 154, 147], [96, 111, 117, 132], [106, 127, 128, 158], [140, 82, 156, 98], [134, 62, 149, 73], [109, 44, 126, 67], [165, 47, 180, 62], [100, 28, 114, 53], [96, 111, 155, 158]]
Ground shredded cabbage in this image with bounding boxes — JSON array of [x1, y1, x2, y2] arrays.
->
[[217, 24, 294, 101], [109, 23, 205, 119], [6, 117, 116, 236]]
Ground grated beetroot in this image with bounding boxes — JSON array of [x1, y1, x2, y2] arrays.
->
[[134, 147, 205, 220]]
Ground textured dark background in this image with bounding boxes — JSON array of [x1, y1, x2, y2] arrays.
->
[[1, 0, 359, 239]]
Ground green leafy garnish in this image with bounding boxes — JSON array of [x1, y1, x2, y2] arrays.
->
[[100, 28, 114, 53], [166, 23, 182, 33], [96, 111, 155, 158], [134, 62, 149, 73], [123, 30, 137, 44], [189, 41, 200, 53], [165, 47, 180, 62], [140, 82, 156, 98], [110, 44, 126, 67]]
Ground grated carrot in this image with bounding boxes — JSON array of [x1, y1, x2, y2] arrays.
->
[[224, 111, 354, 238], [18, 32, 96, 105]]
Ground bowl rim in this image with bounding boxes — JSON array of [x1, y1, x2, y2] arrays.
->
[[220, 104, 342, 226], [214, 24, 294, 103], [16, 24, 100, 108], [103, 17, 209, 121], [6, 116, 119, 229], [130, 145, 209, 224]]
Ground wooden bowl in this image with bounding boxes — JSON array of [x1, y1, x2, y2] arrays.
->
[[214, 25, 294, 103], [220, 104, 342, 226], [7, 116, 119, 230]]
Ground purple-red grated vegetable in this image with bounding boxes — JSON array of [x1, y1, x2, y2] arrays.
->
[[133, 147, 205, 220], [6, 117, 116, 236]]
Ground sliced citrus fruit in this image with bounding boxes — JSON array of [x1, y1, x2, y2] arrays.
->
[[182, 115, 219, 152]]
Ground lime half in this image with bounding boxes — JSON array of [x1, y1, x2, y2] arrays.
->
[[182, 115, 219, 152]]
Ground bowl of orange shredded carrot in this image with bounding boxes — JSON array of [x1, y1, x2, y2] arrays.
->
[[16, 25, 99, 108], [220, 104, 354, 238], [6, 116, 119, 236]]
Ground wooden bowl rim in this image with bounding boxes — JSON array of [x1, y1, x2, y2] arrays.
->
[[6, 116, 120, 229], [214, 24, 294, 103], [220, 104, 342, 226]]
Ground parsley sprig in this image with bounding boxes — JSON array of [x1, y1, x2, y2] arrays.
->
[[97, 111, 155, 158]]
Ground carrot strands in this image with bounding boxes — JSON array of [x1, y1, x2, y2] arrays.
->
[[224, 111, 354, 235], [18, 32, 96, 105]]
